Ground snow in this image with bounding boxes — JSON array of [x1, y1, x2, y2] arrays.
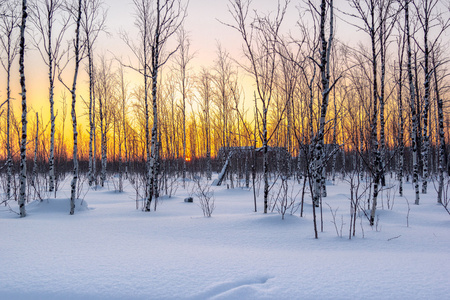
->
[[1, 175, 449, 299]]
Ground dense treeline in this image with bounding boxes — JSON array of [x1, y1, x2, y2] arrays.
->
[[1, 0, 450, 225]]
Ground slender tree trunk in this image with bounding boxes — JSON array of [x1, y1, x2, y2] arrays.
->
[[32, 112, 39, 187], [406, 0, 420, 205], [206, 92, 211, 180], [379, 8, 386, 187], [397, 39, 405, 197], [433, 53, 444, 204], [6, 59, 12, 202], [370, 1, 380, 226], [88, 43, 95, 186], [48, 14, 56, 193], [18, 0, 28, 218], [70, 0, 82, 215], [421, 10, 430, 195], [313, 0, 333, 209], [263, 98, 268, 213], [99, 94, 106, 187], [145, 0, 161, 211]]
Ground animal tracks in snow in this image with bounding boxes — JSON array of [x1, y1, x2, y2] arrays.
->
[[191, 276, 274, 299]]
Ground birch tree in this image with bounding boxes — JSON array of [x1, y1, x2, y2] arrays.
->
[[58, 0, 83, 215], [432, 49, 446, 204], [95, 56, 115, 187], [198, 68, 213, 180], [174, 27, 194, 187], [310, 0, 335, 213], [347, 0, 396, 225], [395, 23, 406, 196], [227, 0, 288, 214], [413, 0, 450, 195], [18, 0, 28, 217], [0, 1, 19, 203], [405, 0, 420, 205], [81, 0, 106, 187], [30, 0, 68, 193]]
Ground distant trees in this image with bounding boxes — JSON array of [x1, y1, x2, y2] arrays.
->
[[228, 0, 288, 214], [30, 0, 69, 194], [0, 0, 19, 204], [2, 0, 450, 222]]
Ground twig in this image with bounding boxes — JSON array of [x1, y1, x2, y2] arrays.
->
[[387, 235, 401, 241]]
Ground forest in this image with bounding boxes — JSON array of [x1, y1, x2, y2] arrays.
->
[[1, 0, 450, 234]]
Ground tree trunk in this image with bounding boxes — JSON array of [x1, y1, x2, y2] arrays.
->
[[370, 1, 380, 226], [32, 112, 39, 187], [18, 0, 28, 218], [70, 0, 82, 215], [406, 0, 420, 205], [421, 9, 430, 195], [433, 53, 445, 204]]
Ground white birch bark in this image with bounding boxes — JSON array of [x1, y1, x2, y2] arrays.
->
[[433, 52, 445, 204], [420, 1, 431, 195], [32, 112, 39, 187], [145, 0, 185, 211], [397, 35, 405, 197], [18, 0, 28, 218], [99, 92, 106, 187], [69, 0, 82, 215], [87, 42, 95, 186], [369, 1, 380, 226], [406, 0, 420, 205], [29, 0, 67, 193], [313, 0, 333, 208]]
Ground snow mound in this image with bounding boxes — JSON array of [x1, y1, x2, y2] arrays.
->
[[26, 198, 89, 214]]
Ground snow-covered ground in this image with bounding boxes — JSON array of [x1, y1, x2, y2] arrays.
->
[[1, 175, 449, 299]]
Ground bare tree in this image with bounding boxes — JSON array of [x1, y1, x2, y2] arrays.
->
[[29, 0, 69, 193], [174, 27, 194, 187], [347, 0, 397, 225], [227, 0, 288, 214], [395, 21, 406, 196], [81, 0, 106, 187], [95, 55, 115, 187], [18, 0, 28, 217], [405, 0, 420, 205], [58, 0, 84, 215], [432, 48, 446, 204], [413, 0, 450, 196], [197, 68, 213, 180], [0, 1, 19, 203]]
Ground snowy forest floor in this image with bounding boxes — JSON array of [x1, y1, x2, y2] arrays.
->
[[1, 174, 449, 299]]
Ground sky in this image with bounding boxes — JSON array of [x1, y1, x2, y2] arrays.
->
[[4, 0, 450, 135], [15, 0, 307, 131]]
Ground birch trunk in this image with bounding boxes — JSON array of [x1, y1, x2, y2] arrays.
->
[[397, 40, 405, 197], [313, 0, 333, 208], [369, 1, 380, 226], [421, 6, 430, 195], [263, 104, 269, 213], [379, 8, 386, 187], [88, 42, 95, 186], [99, 93, 106, 187], [47, 7, 56, 193], [6, 78, 12, 202], [69, 0, 82, 215], [433, 53, 445, 204], [145, 0, 162, 211], [18, 0, 28, 217], [406, 0, 420, 205], [32, 112, 39, 187]]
